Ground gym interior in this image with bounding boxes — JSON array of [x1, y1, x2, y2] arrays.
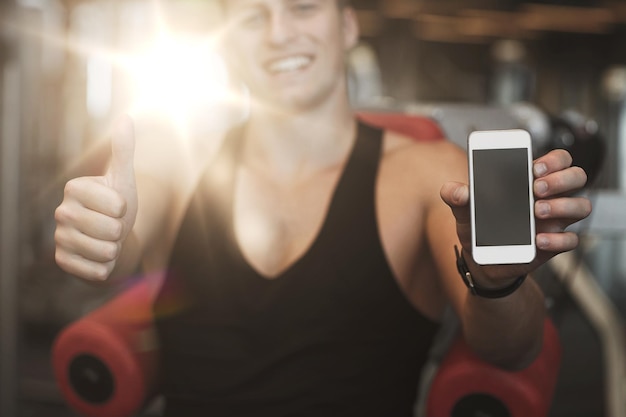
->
[[0, 0, 624, 416]]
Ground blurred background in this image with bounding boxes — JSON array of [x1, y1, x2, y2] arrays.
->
[[1, 0, 626, 416]]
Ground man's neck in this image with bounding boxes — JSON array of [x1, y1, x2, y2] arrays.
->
[[241, 96, 357, 184]]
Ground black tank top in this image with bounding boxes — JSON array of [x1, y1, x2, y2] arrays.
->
[[153, 121, 440, 417]]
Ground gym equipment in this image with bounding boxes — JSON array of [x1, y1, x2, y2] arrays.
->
[[426, 319, 561, 417], [52, 277, 162, 417]]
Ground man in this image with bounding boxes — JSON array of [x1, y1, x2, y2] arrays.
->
[[54, 0, 591, 415]]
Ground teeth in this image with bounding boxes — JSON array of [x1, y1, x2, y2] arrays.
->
[[269, 56, 311, 73]]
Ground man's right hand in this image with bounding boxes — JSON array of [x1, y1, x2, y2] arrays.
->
[[55, 116, 138, 281]]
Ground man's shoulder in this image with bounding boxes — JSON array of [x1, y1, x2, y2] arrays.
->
[[380, 129, 466, 179]]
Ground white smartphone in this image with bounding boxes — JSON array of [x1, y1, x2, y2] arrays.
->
[[468, 129, 536, 265]]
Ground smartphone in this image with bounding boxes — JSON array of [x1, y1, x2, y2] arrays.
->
[[468, 129, 536, 265]]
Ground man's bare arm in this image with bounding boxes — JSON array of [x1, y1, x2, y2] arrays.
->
[[431, 147, 591, 370]]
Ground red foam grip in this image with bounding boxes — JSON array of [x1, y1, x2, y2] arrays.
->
[[52, 278, 161, 417], [426, 318, 562, 417]]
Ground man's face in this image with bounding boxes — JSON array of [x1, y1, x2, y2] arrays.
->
[[221, 0, 358, 113]]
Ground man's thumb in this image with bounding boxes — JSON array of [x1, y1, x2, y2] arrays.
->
[[440, 181, 469, 208], [106, 115, 135, 190]]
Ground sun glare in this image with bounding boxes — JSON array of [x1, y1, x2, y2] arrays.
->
[[127, 34, 231, 125]]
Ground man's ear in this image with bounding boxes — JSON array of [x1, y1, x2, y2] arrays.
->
[[342, 7, 359, 50]]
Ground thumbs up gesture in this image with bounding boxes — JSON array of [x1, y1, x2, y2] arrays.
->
[[55, 116, 138, 281]]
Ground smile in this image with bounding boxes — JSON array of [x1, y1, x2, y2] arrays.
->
[[267, 55, 312, 74]]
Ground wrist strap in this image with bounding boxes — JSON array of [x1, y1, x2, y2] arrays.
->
[[454, 245, 526, 299]]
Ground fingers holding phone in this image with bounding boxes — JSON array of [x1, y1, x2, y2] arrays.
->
[[532, 149, 591, 253], [533, 149, 587, 198], [465, 130, 591, 266]]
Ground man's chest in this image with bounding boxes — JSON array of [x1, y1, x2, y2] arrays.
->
[[232, 167, 341, 279], [231, 163, 430, 284]]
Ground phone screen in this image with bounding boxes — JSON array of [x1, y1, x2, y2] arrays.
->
[[472, 148, 532, 246]]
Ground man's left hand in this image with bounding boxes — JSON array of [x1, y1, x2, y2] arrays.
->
[[440, 148, 592, 283]]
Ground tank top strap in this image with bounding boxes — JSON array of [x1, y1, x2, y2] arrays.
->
[[317, 121, 384, 245]]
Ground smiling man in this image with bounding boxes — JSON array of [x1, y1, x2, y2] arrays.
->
[[54, 0, 592, 416]]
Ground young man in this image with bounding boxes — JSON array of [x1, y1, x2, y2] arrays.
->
[[54, 0, 591, 415]]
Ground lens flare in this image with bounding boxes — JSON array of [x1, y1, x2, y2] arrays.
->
[[127, 35, 230, 124]]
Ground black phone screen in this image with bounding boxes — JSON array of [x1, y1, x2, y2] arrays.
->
[[472, 148, 532, 246]]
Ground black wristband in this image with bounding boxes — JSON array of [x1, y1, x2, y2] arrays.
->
[[454, 245, 527, 299]]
